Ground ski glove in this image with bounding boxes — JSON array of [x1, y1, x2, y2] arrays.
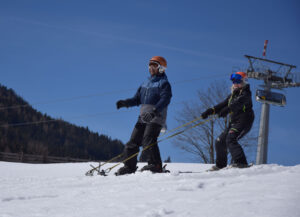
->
[[201, 108, 214, 119], [116, 100, 128, 109], [142, 108, 160, 123], [218, 107, 230, 118]]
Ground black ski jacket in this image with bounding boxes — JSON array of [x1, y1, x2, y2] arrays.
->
[[213, 84, 254, 123]]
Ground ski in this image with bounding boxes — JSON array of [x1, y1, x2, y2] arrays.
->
[[138, 164, 170, 174], [177, 171, 203, 174], [225, 163, 254, 169], [178, 163, 254, 174]]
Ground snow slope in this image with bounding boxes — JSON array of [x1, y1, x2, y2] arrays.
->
[[0, 162, 299, 217]]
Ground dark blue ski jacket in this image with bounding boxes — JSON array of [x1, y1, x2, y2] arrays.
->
[[125, 73, 172, 113]]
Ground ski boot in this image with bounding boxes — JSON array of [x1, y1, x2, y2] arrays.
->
[[115, 166, 137, 176], [206, 165, 222, 172], [141, 164, 163, 173]]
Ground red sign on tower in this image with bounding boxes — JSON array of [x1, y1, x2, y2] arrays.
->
[[263, 40, 268, 57]]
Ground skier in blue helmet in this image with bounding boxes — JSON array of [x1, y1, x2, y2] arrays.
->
[[201, 72, 254, 170]]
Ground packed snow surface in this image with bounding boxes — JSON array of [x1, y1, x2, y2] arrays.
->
[[0, 162, 299, 217]]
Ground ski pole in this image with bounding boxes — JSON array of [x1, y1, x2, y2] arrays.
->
[[85, 153, 123, 176], [159, 115, 203, 137]]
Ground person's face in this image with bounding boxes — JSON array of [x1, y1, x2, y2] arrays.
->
[[149, 62, 159, 76], [232, 83, 243, 89]]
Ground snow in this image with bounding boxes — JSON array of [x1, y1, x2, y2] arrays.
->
[[1, 162, 300, 217]]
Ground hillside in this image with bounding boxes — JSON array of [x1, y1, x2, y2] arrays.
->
[[0, 84, 124, 161], [0, 162, 299, 217]]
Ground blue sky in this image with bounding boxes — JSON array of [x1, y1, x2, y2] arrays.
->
[[1, 0, 299, 165]]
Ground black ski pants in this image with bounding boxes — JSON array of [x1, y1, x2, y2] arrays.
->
[[123, 119, 162, 170], [215, 114, 254, 168]]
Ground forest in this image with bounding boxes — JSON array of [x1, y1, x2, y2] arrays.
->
[[0, 84, 124, 161]]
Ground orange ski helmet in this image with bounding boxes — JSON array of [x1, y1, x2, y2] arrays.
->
[[150, 56, 167, 68], [236, 71, 247, 79], [149, 56, 167, 73]]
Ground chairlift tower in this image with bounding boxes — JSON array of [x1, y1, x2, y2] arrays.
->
[[244, 51, 299, 164]]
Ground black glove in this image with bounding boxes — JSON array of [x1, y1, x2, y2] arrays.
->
[[116, 100, 128, 109], [142, 108, 160, 123], [201, 108, 214, 119], [218, 107, 229, 118]]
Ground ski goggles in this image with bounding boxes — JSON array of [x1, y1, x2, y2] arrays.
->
[[149, 60, 166, 71], [149, 60, 160, 67], [230, 73, 243, 84]]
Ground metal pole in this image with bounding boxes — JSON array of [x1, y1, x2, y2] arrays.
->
[[256, 92, 270, 164], [256, 40, 271, 165]]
